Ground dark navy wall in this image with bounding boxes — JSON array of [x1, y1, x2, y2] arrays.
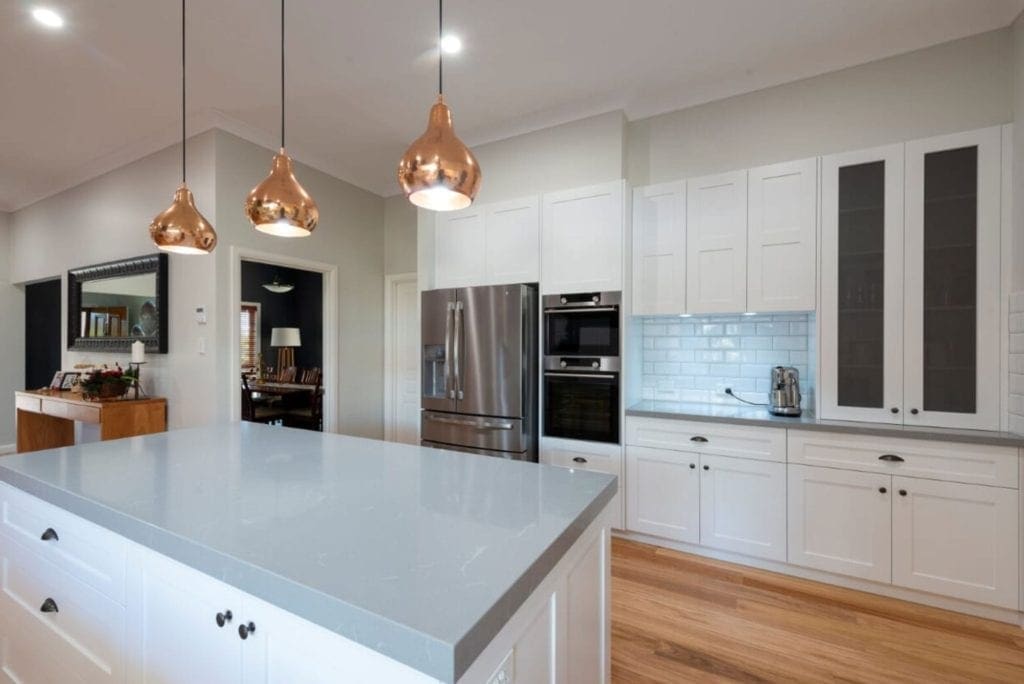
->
[[240, 261, 323, 371]]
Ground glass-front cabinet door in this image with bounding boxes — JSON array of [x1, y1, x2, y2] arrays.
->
[[903, 127, 1001, 430], [820, 144, 904, 424]]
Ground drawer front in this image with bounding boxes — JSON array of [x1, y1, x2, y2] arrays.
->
[[0, 483, 127, 604], [67, 403, 101, 424], [1, 536, 125, 683], [14, 395, 41, 414], [541, 439, 623, 528], [40, 399, 69, 419], [626, 417, 786, 462], [787, 432, 1018, 488]]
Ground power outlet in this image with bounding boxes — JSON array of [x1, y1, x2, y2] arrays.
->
[[486, 649, 514, 684]]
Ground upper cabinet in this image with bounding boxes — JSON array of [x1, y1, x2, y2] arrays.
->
[[686, 170, 748, 314], [631, 182, 686, 315], [541, 181, 625, 294], [434, 196, 539, 289], [820, 127, 1003, 430], [747, 158, 817, 312]]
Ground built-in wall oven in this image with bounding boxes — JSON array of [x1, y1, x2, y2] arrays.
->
[[542, 292, 621, 444]]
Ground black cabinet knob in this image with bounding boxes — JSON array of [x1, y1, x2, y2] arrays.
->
[[878, 454, 904, 463], [890, 407, 899, 414], [238, 621, 256, 640], [571, 456, 587, 464], [41, 527, 59, 542], [910, 408, 919, 415], [40, 598, 59, 613], [689, 463, 696, 469], [879, 487, 887, 494], [702, 464, 710, 471], [898, 489, 907, 496], [216, 610, 233, 627], [690, 436, 708, 443]]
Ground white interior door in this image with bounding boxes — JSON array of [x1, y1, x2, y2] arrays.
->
[[625, 446, 700, 544], [699, 454, 786, 561], [686, 170, 747, 313], [385, 274, 421, 445], [632, 182, 686, 315]]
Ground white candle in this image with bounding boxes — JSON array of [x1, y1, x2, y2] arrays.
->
[[132, 340, 146, 364]]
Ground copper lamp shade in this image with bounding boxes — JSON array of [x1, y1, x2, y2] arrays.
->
[[149, 184, 217, 255], [398, 96, 481, 212], [245, 149, 319, 237]]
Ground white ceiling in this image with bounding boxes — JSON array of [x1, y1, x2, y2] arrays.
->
[[2, 0, 1022, 212]]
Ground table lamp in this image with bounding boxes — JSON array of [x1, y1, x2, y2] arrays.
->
[[270, 327, 301, 380]]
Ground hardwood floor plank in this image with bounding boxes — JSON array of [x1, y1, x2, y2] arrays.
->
[[611, 537, 1024, 683]]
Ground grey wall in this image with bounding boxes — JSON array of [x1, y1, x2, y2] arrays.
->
[[384, 195, 417, 275], [1013, 15, 1024, 292], [0, 213, 24, 450]]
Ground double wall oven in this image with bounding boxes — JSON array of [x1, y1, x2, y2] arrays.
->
[[543, 292, 621, 444]]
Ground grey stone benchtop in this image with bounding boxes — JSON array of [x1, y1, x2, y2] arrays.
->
[[0, 423, 616, 683], [627, 401, 1024, 448]]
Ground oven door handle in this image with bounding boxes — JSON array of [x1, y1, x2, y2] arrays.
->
[[543, 372, 617, 380], [543, 306, 619, 314]]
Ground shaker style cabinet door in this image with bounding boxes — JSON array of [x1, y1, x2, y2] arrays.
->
[[819, 144, 905, 424], [902, 127, 1002, 430], [632, 182, 686, 315], [747, 158, 817, 312], [541, 181, 624, 294], [891, 477, 1019, 609], [434, 207, 485, 288], [698, 454, 786, 562], [686, 170, 747, 313], [625, 446, 700, 544], [484, 196, 540, 285], [787, 464, 892, 583]]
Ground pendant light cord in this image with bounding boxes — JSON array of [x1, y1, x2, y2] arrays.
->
[[281, 0, 285, 149], [438, 0, 443, 96], [181, 0, 186, 184]]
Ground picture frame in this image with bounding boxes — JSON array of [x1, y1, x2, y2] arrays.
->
[[59, 372, 81, 391], [49, 371, 64, 390]]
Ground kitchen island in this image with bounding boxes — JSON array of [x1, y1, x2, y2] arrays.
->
[[0, 423, 617, 683]]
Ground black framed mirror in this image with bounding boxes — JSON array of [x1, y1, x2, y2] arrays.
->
[[68, 253, 168, 353]]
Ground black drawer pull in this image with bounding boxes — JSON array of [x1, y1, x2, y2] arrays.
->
[[910, 408, 919, 415], [238, 621, 256, 640], [878, 454, 904, 463], [702, 464, 710, 471], [690, 436, 708, 443], [40, 528, 59, 542], [899, 489, 907, 496], [40, 598, 59, 613], [571, 456, 587, 464], [216, 610, 233, 627], [878, 486, 887, 494], [890, 407, 899, 414], [689, 463, 696, 469]]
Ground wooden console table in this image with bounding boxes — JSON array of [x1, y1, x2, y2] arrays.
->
[[14, 390, 167, 454]]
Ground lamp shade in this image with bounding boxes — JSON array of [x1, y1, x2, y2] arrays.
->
[[270, 327, 301, 347], [397, 96, 481, 211], [245, 150, 319, 237]]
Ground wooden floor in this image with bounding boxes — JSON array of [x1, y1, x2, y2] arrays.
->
[[611, 538, 1024, 683]]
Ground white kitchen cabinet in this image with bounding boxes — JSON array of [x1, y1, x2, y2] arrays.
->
[[747, 158, 817, 312], [484, 196, 540, 285], [541, 181, 625, 294], [698, 454, 786, 561], [542, 437, 624, 529], [892, 477, 1018, 609], [434, 207, 486, 288], [902, 127, 1002, 430], [686, 170, 747, 313], [632, 182, 686, 314], [787, 464, 892, 582], [820, 143, 905, 424], [625, 445, 700, 543]]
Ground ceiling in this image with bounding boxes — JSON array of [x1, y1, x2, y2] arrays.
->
[[2, 0, 1022, 212]]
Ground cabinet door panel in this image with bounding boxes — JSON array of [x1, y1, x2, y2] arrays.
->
[[820, 144, 904, 423], [625, 446, 699, 543], [699, 455, 786, 561], [787, 465, 892, 582], [903, 127, 1001, 430], [632, 182, 686, 314], [892, 477, 1018, 608], [485, 197, 540, 285], [747, 158, 817, 312], [541, 182, 623, 294], [686, 171, 747, 313], [434, 208, 485, 288]]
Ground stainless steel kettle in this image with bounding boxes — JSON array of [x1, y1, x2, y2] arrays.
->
[[769, 366, 802, 416]]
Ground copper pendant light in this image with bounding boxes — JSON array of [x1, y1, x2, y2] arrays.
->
[[150, 0, 217, 255], [245, 0, 318, 237], [397, 0, 481, 211]]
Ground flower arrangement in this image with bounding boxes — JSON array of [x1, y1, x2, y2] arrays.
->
[[80, 364, 137, 401]]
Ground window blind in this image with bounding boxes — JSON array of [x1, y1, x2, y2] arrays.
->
[[240, 304, 259, 369]]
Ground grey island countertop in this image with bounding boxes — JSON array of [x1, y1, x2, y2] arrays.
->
[[0, 423, 616, 683], [627, 400, 1024, 448]]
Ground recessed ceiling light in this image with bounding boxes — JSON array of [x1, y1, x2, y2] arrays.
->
[[31, 7, 64, 29], [440, 34, 462, 54]]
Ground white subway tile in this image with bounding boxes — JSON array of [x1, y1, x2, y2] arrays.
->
[[756, 350, 790, 365], [698, 324, 724, 336], [709, 337, 739, 349], [699, 350, 724, 363], [681, 337, 710, 350], [654, 362, 681, 375], [654, 337, 681, 350], [773, 335, 807, 351], [739, 336, 772, 350], [666, 350, 696, 362], [680, 363, 709, 376], [756, 322, 787, 336]]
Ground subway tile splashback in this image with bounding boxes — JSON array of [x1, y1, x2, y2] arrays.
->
[[641, 313, 816, 407]]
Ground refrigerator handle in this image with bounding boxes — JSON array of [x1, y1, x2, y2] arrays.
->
[[445, 302, 455, 399], [454, 301, 464, 400]]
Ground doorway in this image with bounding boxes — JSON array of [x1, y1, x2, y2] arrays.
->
[[384, 273, 419, 444], [25, 278, 61, 389]]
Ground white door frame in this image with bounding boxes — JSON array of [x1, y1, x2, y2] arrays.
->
[[383, 272, 418, 442], [229, 247, 339, 433]]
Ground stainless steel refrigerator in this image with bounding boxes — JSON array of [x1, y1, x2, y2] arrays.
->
[[421, 284, 538, 461]]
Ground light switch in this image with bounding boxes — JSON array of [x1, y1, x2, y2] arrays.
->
[[486, 649, 513, 684], [197, 337, 206, 355]]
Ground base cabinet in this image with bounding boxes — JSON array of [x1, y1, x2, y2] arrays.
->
[[542, 438, 624, 529], [699, 455, 786, 562], [625, 446, 700, 544]]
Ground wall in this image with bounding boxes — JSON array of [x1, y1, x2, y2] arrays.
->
[[384, 195, 417, 275], [240, 261, 323, 370], [640, 313, 814, 408], [1014, 14, 1024, 292], [628, 29, 1014, 186], [0, 212, 24, 450]]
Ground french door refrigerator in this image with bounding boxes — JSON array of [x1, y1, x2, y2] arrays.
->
[[421, 284, 538, 461]]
